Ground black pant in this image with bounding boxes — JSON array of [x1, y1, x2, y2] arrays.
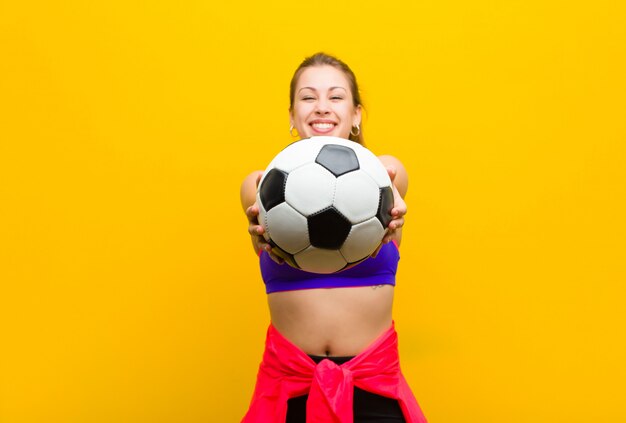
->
[[285, 355, 406, 423]]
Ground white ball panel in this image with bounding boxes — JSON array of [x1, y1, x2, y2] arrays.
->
[[265, 140, 323, 173], [294, 246, 348, 274], [334, 170, 381, 224], [340, 217, 385, 263], [285, 163, 336, 216], [354, 146, 392, 188], [265, 202, 309, 254]]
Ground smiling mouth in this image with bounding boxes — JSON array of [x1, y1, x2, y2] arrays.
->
[[310, 122, 336, 131]]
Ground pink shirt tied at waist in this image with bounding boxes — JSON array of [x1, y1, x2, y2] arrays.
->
[[242, 323, 428, 423]]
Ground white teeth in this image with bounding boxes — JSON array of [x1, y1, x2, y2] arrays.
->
[[312, 123, 334, 129]]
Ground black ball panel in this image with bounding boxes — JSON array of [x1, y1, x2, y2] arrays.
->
[[307, 207, 352, 249], [259, 168, 287, 212], [376, 186, 394, 229], [315, 144, 359, 177]]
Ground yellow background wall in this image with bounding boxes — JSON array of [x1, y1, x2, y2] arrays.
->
[[1, 1, 624, 421]]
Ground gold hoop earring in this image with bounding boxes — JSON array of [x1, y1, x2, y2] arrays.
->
[[350, 124, 360, 137], [289, 125, 299, 138]]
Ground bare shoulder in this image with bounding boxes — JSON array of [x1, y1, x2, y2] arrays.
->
[[378, 155, 408, 198], [378, 154, 406, 169]]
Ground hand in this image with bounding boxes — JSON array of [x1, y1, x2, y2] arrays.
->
[[383, 166, 407, 243], [372, 166, 407, 257], [245, 173, 284, 264]]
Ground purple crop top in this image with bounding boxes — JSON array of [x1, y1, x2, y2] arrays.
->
[[260, 242, 400, 294]]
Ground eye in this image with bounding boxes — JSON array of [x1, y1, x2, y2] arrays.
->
[[301, 96, 315, 101], [330, 95, 344, 100]]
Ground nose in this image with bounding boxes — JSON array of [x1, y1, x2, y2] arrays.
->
[[314, 98, 330, 115]]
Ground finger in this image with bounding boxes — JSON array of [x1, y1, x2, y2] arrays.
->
[[246, 210, 255, 223], [389, 220, 403, 230], [269, 252, 284, 265], [371, 242, 383, 258], [379, 228, 391, 246], [391, 205, 407, 217], [255, 172, 263, 187], [386, 166, 397, 182], [247, 210, 261, 227], [248, 224, 264, 235]]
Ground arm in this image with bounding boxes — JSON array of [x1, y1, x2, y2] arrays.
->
[[240, 170, 263, 213], [378, 155, 408, 247], [240, 170, 266, 255]]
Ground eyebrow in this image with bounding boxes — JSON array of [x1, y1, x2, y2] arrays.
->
[[298, 86, 348, 93]]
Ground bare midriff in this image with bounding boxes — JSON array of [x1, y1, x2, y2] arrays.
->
[[267, 285, 394, 357]]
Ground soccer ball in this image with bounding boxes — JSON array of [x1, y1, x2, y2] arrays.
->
[[256, 136, 394, 274]]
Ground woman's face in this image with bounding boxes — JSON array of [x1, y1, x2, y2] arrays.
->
[[290, 65, 361, 140]]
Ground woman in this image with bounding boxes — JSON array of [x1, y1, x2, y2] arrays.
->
[[240, 53, 427, 423]]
